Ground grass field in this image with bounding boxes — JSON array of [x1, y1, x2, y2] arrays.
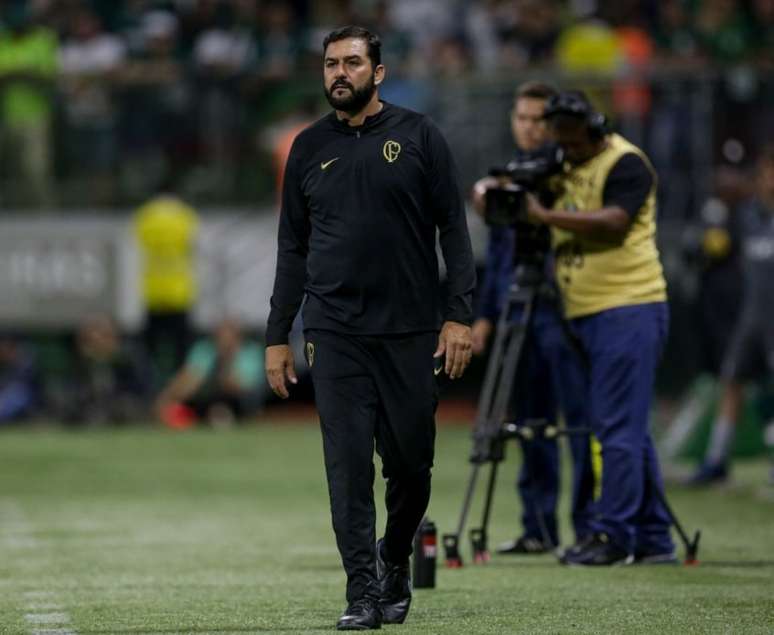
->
[[1, 421, 773, 634]]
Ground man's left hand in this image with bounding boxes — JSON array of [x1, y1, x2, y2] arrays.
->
[[434, 321, 473, 379]]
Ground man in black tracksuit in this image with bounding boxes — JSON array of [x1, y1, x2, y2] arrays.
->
[[265, 26, 475, 631]]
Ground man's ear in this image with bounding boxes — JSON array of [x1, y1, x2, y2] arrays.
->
[[374, 64, 386, 86]]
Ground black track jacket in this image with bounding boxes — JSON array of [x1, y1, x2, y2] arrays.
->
[[266, 101, 475, 345]]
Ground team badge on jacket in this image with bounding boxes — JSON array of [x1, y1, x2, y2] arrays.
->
[[383, 140, 401, 163], [306, 341, 315, 367]]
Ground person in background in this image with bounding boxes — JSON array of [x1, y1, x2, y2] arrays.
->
[[62, 314, 149, 426], [0, 2, 57, 208], [528, 90, 674, 566], [0, 335, 39, 424], [155, 317, 265, 428], [687, 145, 774, 485], [58, 5, 126, 205], [470, 81, 595, 555], [133, 185, 199, 386]]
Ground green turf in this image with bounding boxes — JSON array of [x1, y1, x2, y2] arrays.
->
[[0, 422, 772, 634]]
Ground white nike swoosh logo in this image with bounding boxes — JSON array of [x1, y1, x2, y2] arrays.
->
[[434, 365, 443, 376], [321, 158, 340, 170]]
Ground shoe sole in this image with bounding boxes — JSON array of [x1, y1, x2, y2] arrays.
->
[[336, 621, 381, 631], [563, 554, 634, 567], [635, 554, 678, 565]]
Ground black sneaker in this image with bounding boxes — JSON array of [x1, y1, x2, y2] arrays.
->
[[560, 533, 633, 566], [376, 538, 411, 625], [496, 535, 550, 555], [557, 534, 595, 564], [336, 596, 382, 631], [683, 462, 728, 486]]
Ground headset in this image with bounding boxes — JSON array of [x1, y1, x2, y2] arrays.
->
[[543, 91, 609, 140]]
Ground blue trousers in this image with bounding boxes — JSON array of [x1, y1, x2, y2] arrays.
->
[[570, 302, 674, 554], [512, 304, 596, 544]]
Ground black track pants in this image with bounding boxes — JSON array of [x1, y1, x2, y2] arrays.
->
[[305, 329, 438, 602]]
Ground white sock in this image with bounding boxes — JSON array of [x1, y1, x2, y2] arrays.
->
[[705, 417, 735, 466], [764, 420, 774, 449]]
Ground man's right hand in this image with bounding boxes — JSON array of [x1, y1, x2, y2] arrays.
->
[[471, 318, 493, 355], [265, 344, 297, 399]]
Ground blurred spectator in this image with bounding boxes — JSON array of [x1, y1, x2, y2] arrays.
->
[[693, 0, 754, 64], [191, 1, 256, 197], [687, 146, 774, 484], [0, 2, 57, 208], [367, 1, 411, 70], [0, 335, 39, 424], [555, 17, 622, 74], [118, 9, 191, 198], [494, 0, 563, 70], [254, 1, 302, 80], [751, 0, 774, 69], [155, 317, 265, 428], [653, 0, 703, 66], [430, 35, 473, 78], [133, 186, 199, 386], [260, 97, 319, 203], [388, 0, 460, 60], [689, 166, 749, 376], [58, 6, 126, 205], [663, 165, 748, 460], [61, 314, 149, 425]]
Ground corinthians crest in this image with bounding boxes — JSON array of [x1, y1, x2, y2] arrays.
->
[[383, 140, 401, 163], [306, 341, 315, 367]]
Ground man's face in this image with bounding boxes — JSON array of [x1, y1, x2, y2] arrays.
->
[[511, 96, 549, 152], [323, 37, 383, 114], [550, 119, 598, 165]]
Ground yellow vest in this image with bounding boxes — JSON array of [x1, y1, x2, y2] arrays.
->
[[552, 133, 667, 318], [134, 195, 199, 311]]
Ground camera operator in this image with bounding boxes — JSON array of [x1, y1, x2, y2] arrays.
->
[[471, 81, 595, 554], [527, 90, 674, 565]]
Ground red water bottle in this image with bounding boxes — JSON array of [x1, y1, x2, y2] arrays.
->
[[412, 517, 437, 588]]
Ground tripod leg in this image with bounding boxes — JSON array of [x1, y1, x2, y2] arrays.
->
[[443, 463, 481, 568], [651, 476, 701, 565], [523, 441, 557, 551], [471, 313, 518, 462], [471, 459, 500, 564], [487, 290, 538, 430], [453, 283, 540, 566]]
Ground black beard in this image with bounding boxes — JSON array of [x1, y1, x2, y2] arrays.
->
[[324, 74, 376, 114]]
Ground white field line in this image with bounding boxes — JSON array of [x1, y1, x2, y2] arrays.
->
[[0, 500, 78, 635]]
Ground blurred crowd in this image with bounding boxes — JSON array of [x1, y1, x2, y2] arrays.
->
[[0, 314, 268, 428], [0, 189, 268, 428], [0, 0, 773, 208]]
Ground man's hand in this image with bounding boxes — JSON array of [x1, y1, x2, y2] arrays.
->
[[526, 193, 550, 225], [265, 344, 297, 399], [471, 318, 493, 355], [471, 176, 499, 217], [434, 321, 473, 379]]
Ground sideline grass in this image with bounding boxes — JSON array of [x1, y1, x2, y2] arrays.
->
[[0, 422, 772, 634]]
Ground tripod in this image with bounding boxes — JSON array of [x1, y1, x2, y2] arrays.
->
[[442, 264, 702, 567], [443, 261, 589, 566]]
